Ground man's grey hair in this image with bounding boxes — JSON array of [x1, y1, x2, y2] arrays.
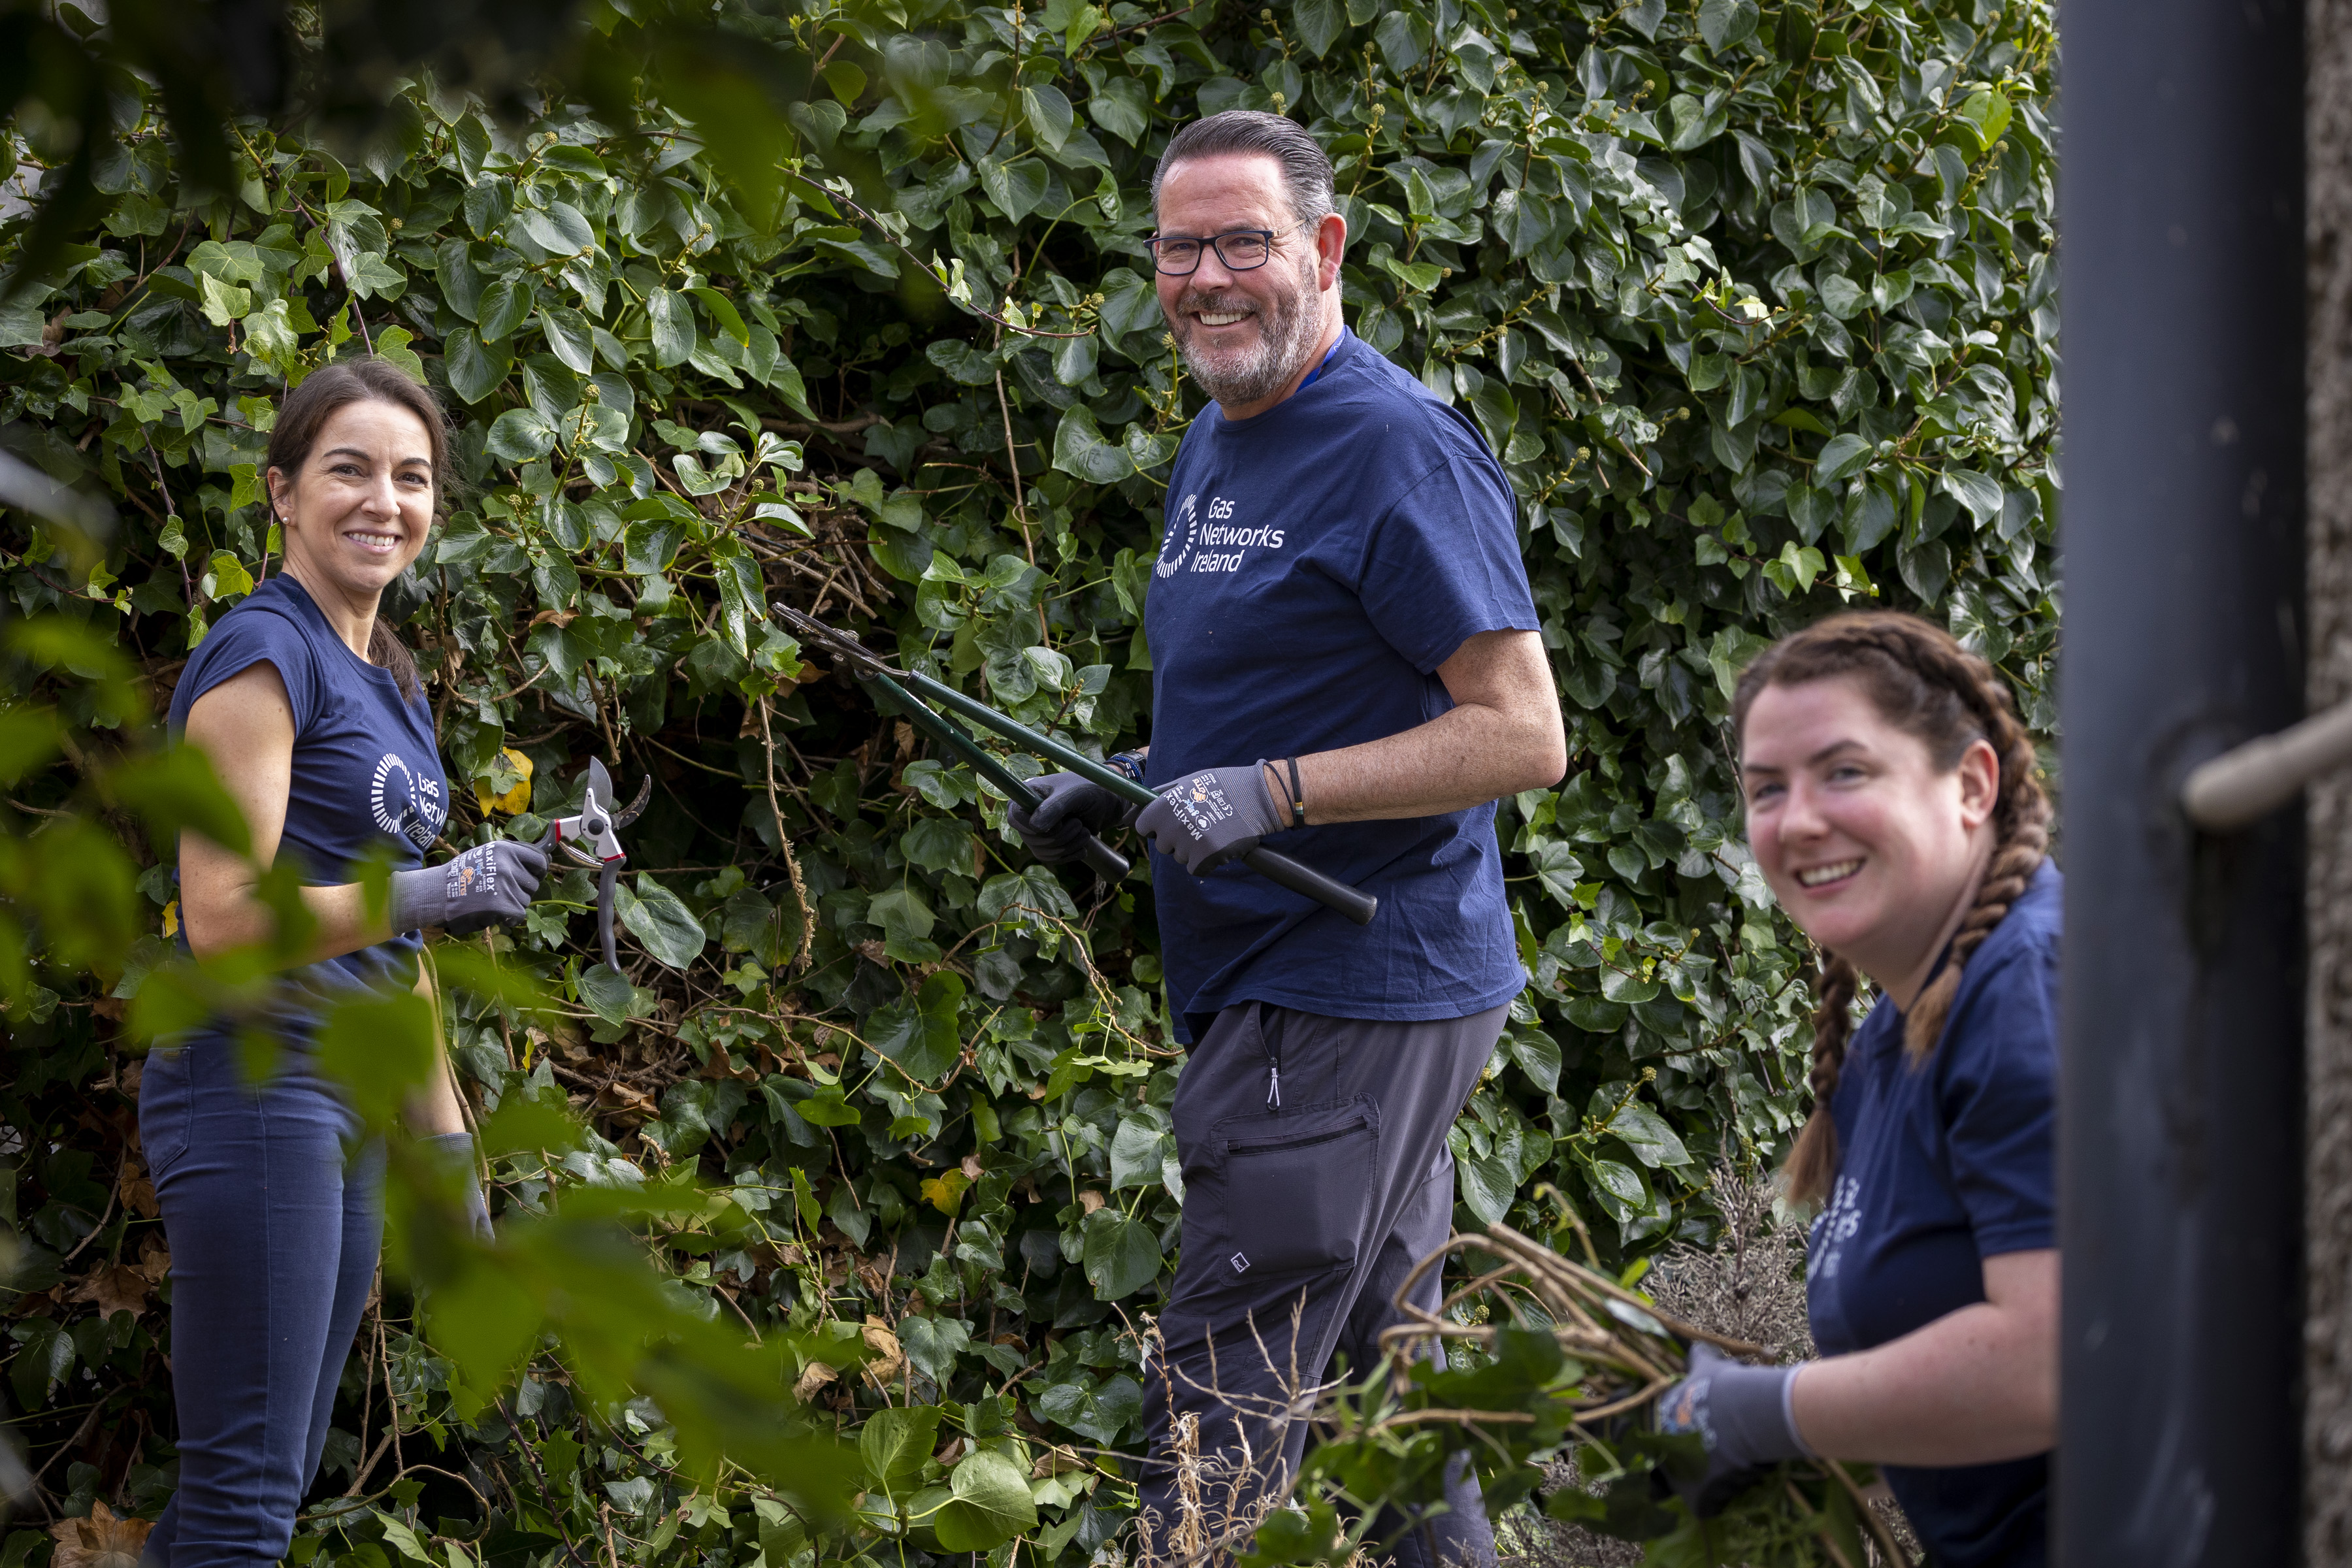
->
[[1151, 110, 1337, 231]]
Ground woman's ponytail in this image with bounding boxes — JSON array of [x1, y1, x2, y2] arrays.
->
[[1783, 951, 1860, 1208]]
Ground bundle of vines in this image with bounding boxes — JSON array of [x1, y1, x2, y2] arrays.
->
[[1278, 1222, 1904, 1568]]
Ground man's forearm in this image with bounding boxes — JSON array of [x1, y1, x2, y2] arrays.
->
[[1290, 700, 1561, 823], [1126, 631, 1562, 827]]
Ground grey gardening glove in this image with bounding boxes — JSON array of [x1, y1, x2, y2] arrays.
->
[[421, 1132, 494, 1242], [1656, 1341, 1812, 1518], [387, 840, 547, 936], [1135, 762, 1286, 875], [1007, 772, 1134, 864]]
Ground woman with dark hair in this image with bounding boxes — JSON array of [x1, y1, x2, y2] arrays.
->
[[1654, 611, 2058, 1568], [141, 357, 546, 1568]]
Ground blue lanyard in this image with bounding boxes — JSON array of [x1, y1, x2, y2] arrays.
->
[[1296, 338, 1342, 393]]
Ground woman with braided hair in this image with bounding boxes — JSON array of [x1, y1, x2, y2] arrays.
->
[[1653, 610, 2057, 1567]]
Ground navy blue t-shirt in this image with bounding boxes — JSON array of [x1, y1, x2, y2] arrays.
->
[[166, 574, 449, 1035], [1144, 329, 1540, 1038], [1807, 861, 2061, 1568]]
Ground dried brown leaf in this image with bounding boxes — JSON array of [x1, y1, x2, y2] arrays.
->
[[860, 1314, 905, 1385], [595, 1081, 660, 1126], [51, 1501, 154, 1568], [118, 1158, 159, 1220], [67, 1262, 150, 1318], [792, 1360, 838, 1402]]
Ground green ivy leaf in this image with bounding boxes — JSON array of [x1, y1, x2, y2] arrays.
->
[[1080, 1208, 1162, 1300], [1108, 1116, 1168, 1190], [515, 201, 596, 256], [1582, 1154, 1648, 1221], [1294, 0, 1345, 57], [1457, 1148, 1518, 1225], [1940, 467, 2005, 529], [976, 158, 1051, 221], [1696, 0, 1759, 54], [1089, 77, 1152, 143], [1814, 432, 1873, 483], [930, 1449, 1038, 1551], [1022, 84, 1075, 152], [442, 327, 512, 405], [648, 288, 698, 367], [1507, 1028, 1563, 1095], [1607, 1102, 1691, 1169], [900, 1315, 972, 1384], [487, 407, 559, 463], [198, 272, 251, 326], [1956, 87, 2014, 155], [617, 874, 706, 969], [1052, 404, 1135, 484], [794, 1085, 864, 1128], [689, 286, 751, 346], [8, 1318, 71, 1411], [477, 274, 533, 342], [900, 817, 973, 874], [859, 1403, 943, 1493], [315, 990, 437, 1122], [541, 304, 596, 374], [869, 970, 965, 1081]]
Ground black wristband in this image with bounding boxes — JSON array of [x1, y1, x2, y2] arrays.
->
[[1283, 757, 1305, 828]]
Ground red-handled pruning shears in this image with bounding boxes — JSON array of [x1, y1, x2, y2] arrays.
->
[[539, 757, 651, 973]]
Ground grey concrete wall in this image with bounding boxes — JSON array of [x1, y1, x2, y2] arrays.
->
[[2311, 2, 2352, 1558]]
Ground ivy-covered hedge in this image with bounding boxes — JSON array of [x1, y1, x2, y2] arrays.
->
[[0, 0, 2054, 1560]]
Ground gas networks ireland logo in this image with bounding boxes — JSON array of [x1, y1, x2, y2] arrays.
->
[[1156, 492, 1200, 579], [1157, 493, 1285, 579], [371, 753, 448, 850]]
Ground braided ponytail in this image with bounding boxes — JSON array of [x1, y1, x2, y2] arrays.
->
[[1733, 612, 2052, 1204], [1784, 952, 1860, 1205]]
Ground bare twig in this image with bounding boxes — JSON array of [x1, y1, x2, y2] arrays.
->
[[757, 694, 817, 972]]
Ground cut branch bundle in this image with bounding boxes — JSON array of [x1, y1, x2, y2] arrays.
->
[[1350, 1223, 1912, 1568]]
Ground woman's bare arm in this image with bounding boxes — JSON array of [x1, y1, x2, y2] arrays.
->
[[178, 661, 395, 962], [405, 960, 470, 1136], [1790, 1248, 2058, 1465]]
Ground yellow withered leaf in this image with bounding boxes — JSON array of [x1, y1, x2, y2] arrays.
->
[[474, 747, 534, 816]]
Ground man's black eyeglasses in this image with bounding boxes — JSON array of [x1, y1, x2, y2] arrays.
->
[[1147, 227, 1297, 276]]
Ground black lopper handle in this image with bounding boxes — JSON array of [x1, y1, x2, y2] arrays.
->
[[1242, 847, 1379, 926], [1077, 834, 1132, 882], [859, 669, 1130, 883], [896, 667, 1383, 928]]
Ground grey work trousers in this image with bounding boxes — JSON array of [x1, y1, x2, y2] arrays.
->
[[1135, 1000, 1507, 1568]]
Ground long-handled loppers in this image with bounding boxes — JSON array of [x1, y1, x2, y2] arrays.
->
[[777, 609, 1378, 926]]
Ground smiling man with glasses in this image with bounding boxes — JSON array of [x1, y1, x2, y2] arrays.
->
[[1004, 110, 1565, 1568]]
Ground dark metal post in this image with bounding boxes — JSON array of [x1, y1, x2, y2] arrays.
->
[[2059, 0, 2305, 1562]]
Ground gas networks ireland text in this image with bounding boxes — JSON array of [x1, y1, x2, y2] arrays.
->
[[1156, 493, 1288, 579]]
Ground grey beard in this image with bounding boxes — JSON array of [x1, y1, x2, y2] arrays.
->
[[1174, 258, 1325, 408]]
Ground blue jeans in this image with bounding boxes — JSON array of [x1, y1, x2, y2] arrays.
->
[[138, 1037, 383, 1568]]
